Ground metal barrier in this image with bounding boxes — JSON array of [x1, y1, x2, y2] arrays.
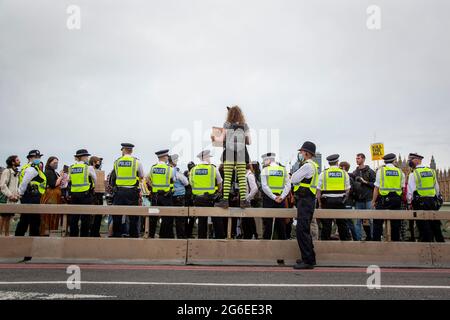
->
[[0, 204, 449, 267]]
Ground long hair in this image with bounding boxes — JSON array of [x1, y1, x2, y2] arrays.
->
[[45, 156, 59, 171], [6, 155, 18, 169], [226, 105, 246, 124]]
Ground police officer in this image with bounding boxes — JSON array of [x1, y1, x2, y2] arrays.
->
[[316, 154, 351, 241], [16, 150, 47, 236], [260, 153, 291, 240], [69, 149, 97, 237], [190, 150, 224, 239], [112, 143, 145, 238], [291, 141, 319, 269], [372, 153, 405, 241], [406, 153, 444, 242], [169, 154, 189, 238], [148, 149, 180, 238]]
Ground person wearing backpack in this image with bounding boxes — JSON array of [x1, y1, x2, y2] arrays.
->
[[0, 155, 21, 236]]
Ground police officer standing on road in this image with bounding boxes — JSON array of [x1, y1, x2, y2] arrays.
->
[[190, 150, 224, 239], [16, 150, 47, 236], [169, 154, 189, 238], [69, 149, 97, 237], [112, 143, 145, 238], [291, 141, 319, 270], [148, 149, 176, 238], [372, 153, 405, 241], [407, 153, 444, 242], [316, 154, 351, 241], [260, 153, 291, 240]]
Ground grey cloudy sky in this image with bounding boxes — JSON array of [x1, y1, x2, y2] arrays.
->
[[1, 0, 449, 172]]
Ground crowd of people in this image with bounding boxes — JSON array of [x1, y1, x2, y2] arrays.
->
[[0, 106, 446, 268]]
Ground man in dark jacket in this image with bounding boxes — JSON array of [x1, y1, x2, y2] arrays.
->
[[352, 153, 376, 241]]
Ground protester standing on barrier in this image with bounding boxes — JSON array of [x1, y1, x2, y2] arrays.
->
[[352, 153, 375, 241], [372, 153, 405, 241], [407, 153, 444, 242], [89, 156, 105, 237], [16, 150, 47, 237], [291, 142, 319, 269], [316, 154, 351, 241], [111, 144, 144, 238], [260, 153, 291, 240], [214, 106, 251, 209], [68, 149, 97, 237], [190, 150, 225, 239], [148, 149, 176, 238], [0, 155, 21, 236], [169, 154, 189, 238]]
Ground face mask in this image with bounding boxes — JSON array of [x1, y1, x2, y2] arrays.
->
[[95, 164, 102, 170], [408, 160, 415, 168], [297, 153, 304, 163], [51, 163, 58, 170], [32, 159, 41, 166]]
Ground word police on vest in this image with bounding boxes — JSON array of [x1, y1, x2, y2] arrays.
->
[[153, 167, 166, 174], [329, 172, 343, 178], [386, 170, 399, 176], [71, 167, 84, 174], [270, 170, 284, 176], [118, 160, 132, 167], [195, 169, 209, 175]]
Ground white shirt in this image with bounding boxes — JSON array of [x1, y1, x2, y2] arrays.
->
[[407, 165, 440, 203], [18, 163, 39, 196], [261, 162, 291, 200], [374, 163, 406, 189], [173, 165, 189, 186], [291, 160, 315, 185], [317, 165, 351, 197], [246, 170, 258, 201]]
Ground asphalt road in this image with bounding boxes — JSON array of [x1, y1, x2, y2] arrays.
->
[[0, 264, 449, 300]]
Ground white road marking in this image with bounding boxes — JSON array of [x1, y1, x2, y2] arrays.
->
[[0, 290, 115, 300], [0, 281, 448, 290]]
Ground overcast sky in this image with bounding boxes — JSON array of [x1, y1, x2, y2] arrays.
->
[[1, 0, 449, 173]]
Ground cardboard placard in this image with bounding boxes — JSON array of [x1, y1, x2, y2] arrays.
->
[[371, 143, 385, 161], [95, 170, 106, 193], [211, 127, 224, 147]]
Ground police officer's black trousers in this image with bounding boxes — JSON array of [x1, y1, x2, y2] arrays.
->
[[413, 197, 444, 242], [319, 198, 351, 241], [113, 187, 140, 238], [296, 193, 316, 265], [193, 196, 225, 239], [151, 193, 174, 238], [90, 192, 104, 237], [262, 196, 287, 240], [15, 193, 41, 237], [373, 195, 401, 241], [70, 193, 93, 237], [173, 195, 187, 239], [241, 218, 258, 239]]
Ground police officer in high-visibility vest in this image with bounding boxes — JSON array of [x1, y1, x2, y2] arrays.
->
[[16, 150, 47, 237], [372, 153, 405, 241], [148, 149, 185, 238], [260, 153, 291, 240], [406, 153, 444, 242], [69, 149, 97, 237], [190, 150, 224, 239], [316, 154, 351, 241], [112, 143, 145, 238], [291, 141, 319, 269]]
